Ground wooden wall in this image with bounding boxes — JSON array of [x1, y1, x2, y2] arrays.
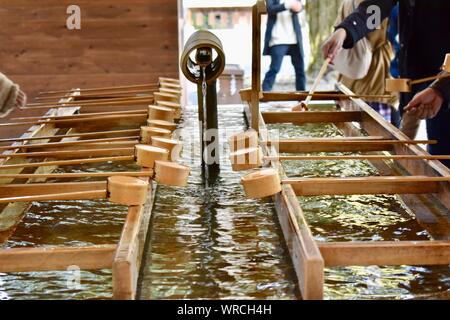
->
[[0, 0, 180, 99]]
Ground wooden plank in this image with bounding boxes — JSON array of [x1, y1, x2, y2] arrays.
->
[[259, 91, 391, 102], [250, 1, 263, 131], [262, 111, 362, 124], [319, 241, 450, 267], [285, 176, 445, 196], [113, 198, 152, 300], [269, 138, 435, 153], [0, 0, 179, 99], [275, 189, 324, 300], [273, 139, 391, 153], [244, 103, 324, 300], [0, 245, 116, 273]]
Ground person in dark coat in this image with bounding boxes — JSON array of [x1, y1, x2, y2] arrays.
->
[[262, 0, 306, 92], [321, 0, 450, 168]]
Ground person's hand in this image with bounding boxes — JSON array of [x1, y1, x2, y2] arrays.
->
[[321, 28, 347, 62], [290, 1, 302, 13], [291, 101, 308, 112], [404, 88, 444, 120]]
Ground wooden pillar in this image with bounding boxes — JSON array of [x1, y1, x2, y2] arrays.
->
[[250, 1, 265, 132]]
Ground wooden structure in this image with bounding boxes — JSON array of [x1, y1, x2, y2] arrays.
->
[[0, 1, 179, 100], [238, 0, 450, 300], [0, 78, 185, 300], [240, 87, 450, 300]]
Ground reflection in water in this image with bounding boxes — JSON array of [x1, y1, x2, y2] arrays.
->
[[137, 106, 299, 299], [0, 105, 299, 300], [0, 162, 137, 300], [266, 100, 449, 299], [0, 102, 448, 300]]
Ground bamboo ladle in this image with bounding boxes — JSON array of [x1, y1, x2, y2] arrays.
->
[[37, 77, 181, 96], [0, 136, 140, 152], [26, 95, 156, 108], [292, 57, 331, 111], [0, 129, 140, 144], [0, 171, 154, 180], [0, 114, 148, 128], [386, 72, 450, 93], [35, 87, 181, 102]]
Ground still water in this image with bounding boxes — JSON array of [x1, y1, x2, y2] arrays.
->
[[0, 104, 448, 300], [266, 102, 449, 300]]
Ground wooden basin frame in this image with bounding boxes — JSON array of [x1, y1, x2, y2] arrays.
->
[[242, 0, 450, 300], [0, 83, 179, 300], [241, 88, 450, 300]]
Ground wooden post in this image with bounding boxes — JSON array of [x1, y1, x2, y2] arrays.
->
[[112, 182, 154, 300], [250, 1, 266, 132]]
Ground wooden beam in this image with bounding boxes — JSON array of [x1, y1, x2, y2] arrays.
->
[[250, 1, 264, 131], [319, 241, 450, 267], [113, 202, 151, 300], [262, 111, 362, 124], [0, 245, 116, 272], [258, 91, 393, 102], [269, 138, 435, 153], [275, 188, 324, 300], [284, 176, 447, 196]]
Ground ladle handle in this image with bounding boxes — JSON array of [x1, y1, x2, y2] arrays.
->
[[305, 57, 331, 105]]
